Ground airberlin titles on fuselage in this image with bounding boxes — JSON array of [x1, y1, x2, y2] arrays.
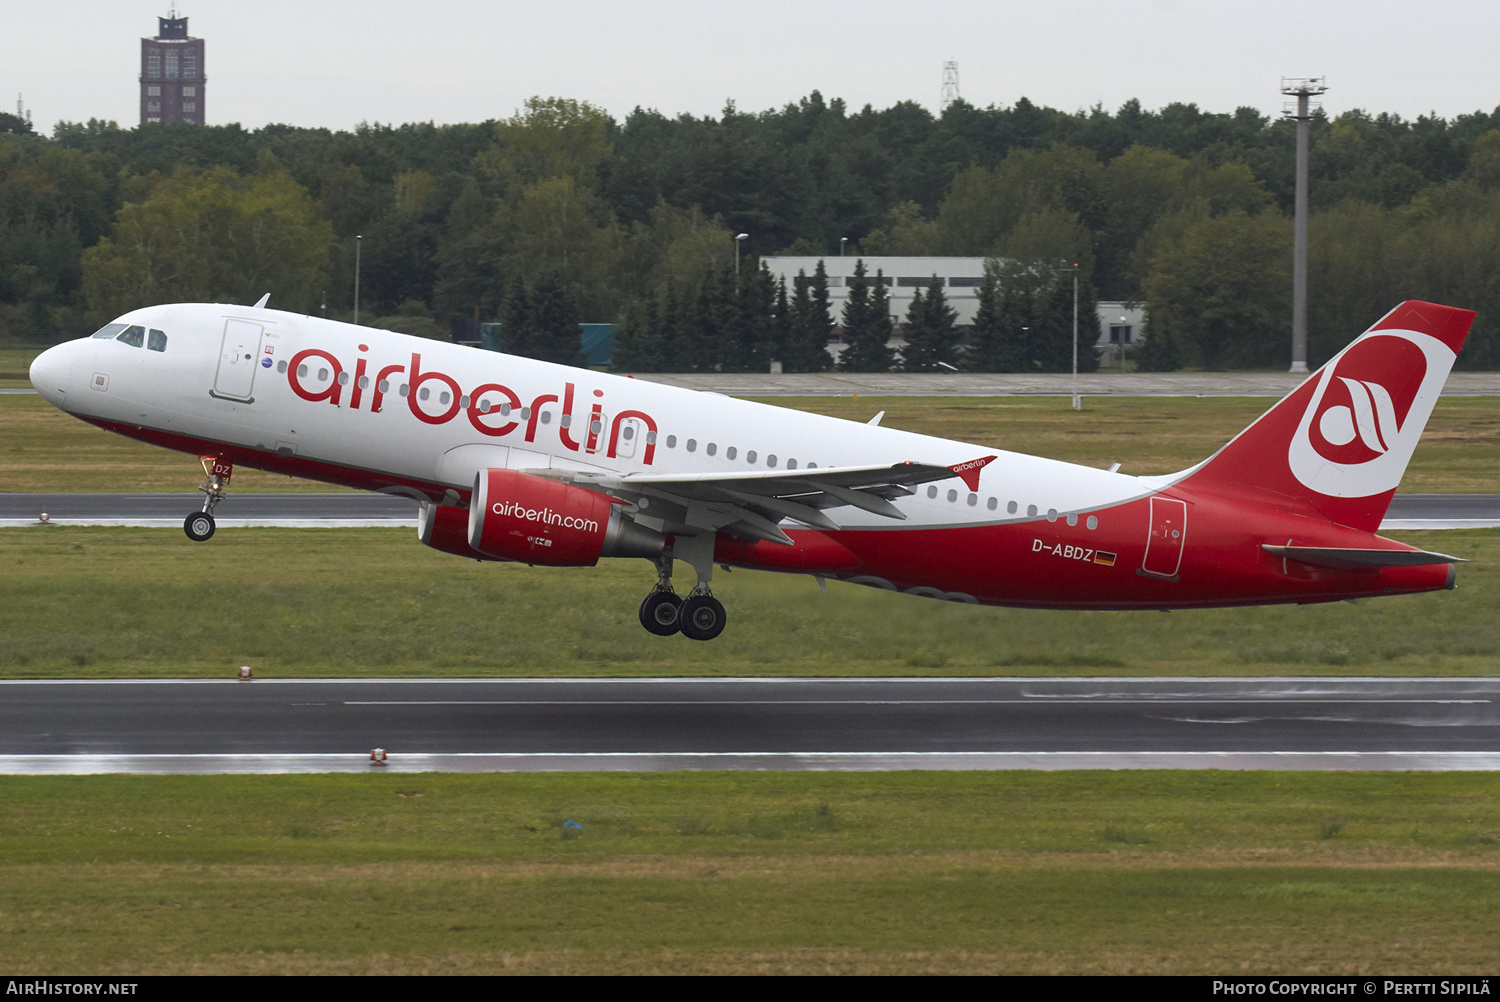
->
[[285, 345, 660, 465]]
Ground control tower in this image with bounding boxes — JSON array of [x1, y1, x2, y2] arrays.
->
[[140, 8, 205, 125]]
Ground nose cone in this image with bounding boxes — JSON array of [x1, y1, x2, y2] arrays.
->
[[29, 342, 74, 409]]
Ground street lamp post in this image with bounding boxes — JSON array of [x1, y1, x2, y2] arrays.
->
[[735, 232, 749, 286], [1070, 263, 1080, 411], [840, 237, 848, 257], [1119, 314, 1129, 372], [1281, 76, 1327, 374], [353, 234, 363, 326]]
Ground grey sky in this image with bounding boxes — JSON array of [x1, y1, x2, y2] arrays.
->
[[6, 1, 1498, 133]]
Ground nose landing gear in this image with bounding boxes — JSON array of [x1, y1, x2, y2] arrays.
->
[[185, 455, 232, 542], [184, 511, 216, 542]]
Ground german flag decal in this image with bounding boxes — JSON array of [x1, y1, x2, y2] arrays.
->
[[1094, 550, 1117, 567]]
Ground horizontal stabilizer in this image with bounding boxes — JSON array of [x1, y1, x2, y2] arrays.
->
[[1262, 544, 1466, 570]]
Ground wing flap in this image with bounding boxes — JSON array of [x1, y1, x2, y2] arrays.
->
[[620, 460, 955, 492], [542, 458, 983, 538], [619, 460, 959, 524]]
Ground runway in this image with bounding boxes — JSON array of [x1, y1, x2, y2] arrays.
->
[[2, 493, 1497, 529], [2, 677, 1497, 774]]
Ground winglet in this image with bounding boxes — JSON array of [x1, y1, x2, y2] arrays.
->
[[948, 455, 997, 492]]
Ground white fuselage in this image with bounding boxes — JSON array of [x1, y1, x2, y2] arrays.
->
[[31, 302, 1152, 526]]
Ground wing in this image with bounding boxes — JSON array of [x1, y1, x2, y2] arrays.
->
[[540, 459, 990, 545]]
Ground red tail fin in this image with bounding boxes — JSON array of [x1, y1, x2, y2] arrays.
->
[[1178, 301, 1474, 531]]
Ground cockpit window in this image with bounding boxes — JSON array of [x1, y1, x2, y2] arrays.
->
[[115, 325, 145, 348], [91, 323, 128, 339], [147, 329, 167, 352]]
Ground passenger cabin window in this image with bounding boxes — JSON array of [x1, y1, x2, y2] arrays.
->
[[116, 326, 145, 348]]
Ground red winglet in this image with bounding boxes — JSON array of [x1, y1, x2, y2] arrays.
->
[[948, 455, 997, 492]]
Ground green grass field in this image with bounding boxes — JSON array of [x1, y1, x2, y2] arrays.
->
[[4, 382, 1497, 975], [0, 346, 42, 389], [4, 392, 1498, 492], [2, 771, 1497, 974], [1, 525, 1496, 677]]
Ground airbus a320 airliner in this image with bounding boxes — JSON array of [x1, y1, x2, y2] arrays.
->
[[28, 299, 1471, 641]]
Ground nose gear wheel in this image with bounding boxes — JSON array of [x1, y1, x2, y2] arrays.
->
[[184, 512, 216, 541]]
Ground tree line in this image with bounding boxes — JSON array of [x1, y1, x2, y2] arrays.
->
[[3, 91, 1500, 369]]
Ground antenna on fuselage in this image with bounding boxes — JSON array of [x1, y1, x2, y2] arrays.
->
[[252, 293, 269, 309]]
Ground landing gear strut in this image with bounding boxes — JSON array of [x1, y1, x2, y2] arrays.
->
[[638, 553, 682, 635], [185, 455, 232, 542], [637, 535, 727, 641]]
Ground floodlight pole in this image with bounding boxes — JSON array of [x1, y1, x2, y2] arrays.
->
[[1282, 76, 1327, 374], [354, 234, 363, 326], [1071, 263, 1081, 411]]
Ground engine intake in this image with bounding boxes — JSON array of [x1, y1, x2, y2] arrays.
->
[[468, 468, 664, 566], [417, 500, 493, 561]]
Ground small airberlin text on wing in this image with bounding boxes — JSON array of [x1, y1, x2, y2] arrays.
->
[[6, 984, 139, 996], [492, 500, 600, 534]]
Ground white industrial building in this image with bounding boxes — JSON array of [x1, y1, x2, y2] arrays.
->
[[762, 256, 1143, 351]]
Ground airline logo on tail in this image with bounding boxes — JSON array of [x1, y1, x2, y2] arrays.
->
[[1287, 328, 1455, 498]]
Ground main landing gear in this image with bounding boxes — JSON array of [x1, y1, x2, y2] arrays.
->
[[184, 455, 232, 542], [637, 540, 727, 641]]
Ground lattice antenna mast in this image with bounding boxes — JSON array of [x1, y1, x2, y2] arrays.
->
[[940, 61, 959, 111], [1281, 75, 1327, 374]]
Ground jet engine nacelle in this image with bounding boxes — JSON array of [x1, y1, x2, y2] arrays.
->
[[468, 468, 664, 566], [417, 501, 495, 561]]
